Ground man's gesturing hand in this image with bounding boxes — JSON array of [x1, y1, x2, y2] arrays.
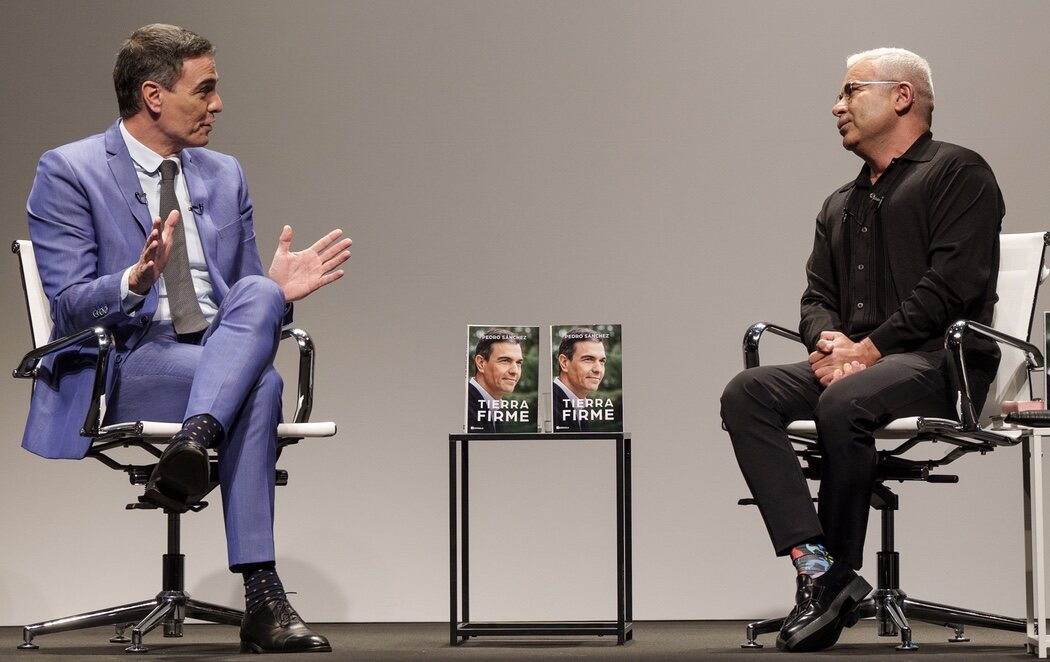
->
[[268, 225, 352, 302], [128, 209, 179, 295]]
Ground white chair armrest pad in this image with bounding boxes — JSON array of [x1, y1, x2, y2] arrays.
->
[[100, 420, 337, 440]]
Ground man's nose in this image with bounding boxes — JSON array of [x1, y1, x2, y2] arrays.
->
[[210, 93, 223, 113]]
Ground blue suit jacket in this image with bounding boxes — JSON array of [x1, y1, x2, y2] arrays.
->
[[23, 121, 266, 459]]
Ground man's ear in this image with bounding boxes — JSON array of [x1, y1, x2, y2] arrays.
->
[[474, 354, 485, 374], [141, 80, 164, 114], [558, 353, 570, 373], [894, 81, 916, 115]]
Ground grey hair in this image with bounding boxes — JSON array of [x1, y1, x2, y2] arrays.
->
[[847, 47, 934, 126]]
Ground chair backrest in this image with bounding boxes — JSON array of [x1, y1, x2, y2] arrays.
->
[[981, 232, 1050, 422], [13, 240, 53, 349]]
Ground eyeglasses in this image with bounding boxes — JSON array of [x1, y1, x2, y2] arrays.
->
[[837, 80, 902, 103]]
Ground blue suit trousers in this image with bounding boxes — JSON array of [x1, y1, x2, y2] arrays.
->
[[106, 275, 286, 568]]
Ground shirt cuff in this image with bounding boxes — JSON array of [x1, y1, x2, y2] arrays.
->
[[121, 267, 146, 314]]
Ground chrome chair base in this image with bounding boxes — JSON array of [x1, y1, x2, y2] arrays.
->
[[741, 589, 1025, 651], [18, 590, 243, 653], [17, 511, 243, 653]]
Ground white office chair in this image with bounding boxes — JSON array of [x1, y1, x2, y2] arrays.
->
[[11, 239, 337, 653], [738, 232, 1049, 651]]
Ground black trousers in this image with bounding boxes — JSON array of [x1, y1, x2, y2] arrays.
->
[[721, 351, 973, 570]]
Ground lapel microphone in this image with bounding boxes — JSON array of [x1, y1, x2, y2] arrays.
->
[[135, 193, 203, 215]]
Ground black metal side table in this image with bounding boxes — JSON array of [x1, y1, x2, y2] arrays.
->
[[448, 431, 633, 645]]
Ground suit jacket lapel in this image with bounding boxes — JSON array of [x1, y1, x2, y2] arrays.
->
[[104, 122, 153, 237], [181, 150, 229, 300]]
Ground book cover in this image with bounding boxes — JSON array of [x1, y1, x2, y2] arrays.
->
[[465, 325, 540, 433], [550, 324, 623, 432]]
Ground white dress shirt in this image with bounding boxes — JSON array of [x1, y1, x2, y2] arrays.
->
[[118, 121, 218, 321]]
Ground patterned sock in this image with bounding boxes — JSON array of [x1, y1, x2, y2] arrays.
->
[[180, 414, 224, 449], [791, 542, 831, 578], [242, 565, 287, 614]]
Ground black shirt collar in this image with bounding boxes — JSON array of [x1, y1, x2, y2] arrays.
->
[[849, 131, 935, 191]]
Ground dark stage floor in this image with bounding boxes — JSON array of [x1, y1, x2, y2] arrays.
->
[[0, 620, 1039, 660]]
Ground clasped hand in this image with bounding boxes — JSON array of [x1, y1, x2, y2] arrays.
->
[[809, 331, 881, 387]]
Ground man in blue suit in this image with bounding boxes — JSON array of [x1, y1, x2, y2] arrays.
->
[[24, 24, 351, 653]]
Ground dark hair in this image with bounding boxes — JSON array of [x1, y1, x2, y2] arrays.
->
[[113, 24, 215, 119], [558, 327, 604, 361], [474, 328, 523, 362]]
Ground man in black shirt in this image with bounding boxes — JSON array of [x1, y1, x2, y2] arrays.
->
[[721, 48, 1003, 652]]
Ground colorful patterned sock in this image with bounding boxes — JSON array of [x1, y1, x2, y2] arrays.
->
[[791, 542, 831, 578]]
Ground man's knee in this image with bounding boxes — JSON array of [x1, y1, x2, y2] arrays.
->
[[721, 370, 754, 424], [721, 368, 777, 428], [226, 276, 286, 324]]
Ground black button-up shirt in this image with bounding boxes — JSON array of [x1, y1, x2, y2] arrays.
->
[[800, 132, 1004, 358]]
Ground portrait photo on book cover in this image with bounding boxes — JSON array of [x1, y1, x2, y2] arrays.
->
[[550, 324, 623, 432], [465, 325, 540, 433]]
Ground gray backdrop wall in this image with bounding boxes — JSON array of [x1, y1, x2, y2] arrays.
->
[[2, 0, 1049, 626]]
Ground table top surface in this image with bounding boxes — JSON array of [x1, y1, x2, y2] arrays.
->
[[449, 431, 630, 441]]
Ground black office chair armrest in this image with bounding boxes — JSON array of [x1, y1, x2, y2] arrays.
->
[[280, 327, 317, 425], [741, 318, 1044, 438], [12, 325, 114, 437], [742, 322, 804, 369], [12, 324, 319, 441], [944, 319, 1045, 433], [12, 325, 113, 378]]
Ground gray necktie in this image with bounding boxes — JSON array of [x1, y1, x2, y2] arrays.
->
[[158, 160, 208, 334]]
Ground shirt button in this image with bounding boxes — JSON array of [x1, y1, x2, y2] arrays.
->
[[857, 264, 865, 271], [856, 302, 865, 309], [861, 227, 869, 233]]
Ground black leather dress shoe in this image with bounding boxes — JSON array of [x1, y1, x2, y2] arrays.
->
[[776, 563, 871, 652], [240, 597, 332, 653], [784, 573, 814, 623], [138, 437, 210, 513]]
